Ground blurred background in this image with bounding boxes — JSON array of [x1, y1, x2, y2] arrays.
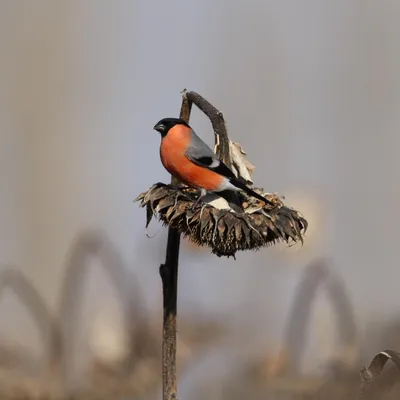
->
[[1, 1, 400, 399]]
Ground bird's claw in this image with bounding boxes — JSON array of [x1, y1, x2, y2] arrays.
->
[[191, 194, 204, 211]]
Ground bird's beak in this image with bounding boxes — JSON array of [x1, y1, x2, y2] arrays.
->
[[153, 123, 165, 132]]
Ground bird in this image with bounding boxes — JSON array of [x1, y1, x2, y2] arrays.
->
[[153, 117, 273, 209]]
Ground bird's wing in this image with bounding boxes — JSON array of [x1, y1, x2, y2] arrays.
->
[[184, 129, 236, 179]]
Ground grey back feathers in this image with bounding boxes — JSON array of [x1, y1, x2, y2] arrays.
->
[[185, 129, 216, 161], [184, 129, 236, 180]]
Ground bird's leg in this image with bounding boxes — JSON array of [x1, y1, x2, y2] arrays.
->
[[191, 188, 207, 211]]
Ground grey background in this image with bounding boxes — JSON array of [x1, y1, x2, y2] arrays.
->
[[0, 0, 399, 390]]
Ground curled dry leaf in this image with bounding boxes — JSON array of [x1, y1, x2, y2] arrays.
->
[[135, 183, 307, 258], [230, 141, 255, 184], [359, 350, 400, 396], [214, 139, 255, 184]]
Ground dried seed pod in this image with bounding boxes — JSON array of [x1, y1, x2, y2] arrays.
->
[[135, 183, 307, 258]]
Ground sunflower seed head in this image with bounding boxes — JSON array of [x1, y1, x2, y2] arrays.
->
[[135, 183, 308, 258]]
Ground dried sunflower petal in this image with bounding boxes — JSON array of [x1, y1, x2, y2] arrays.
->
[[135, 183, 307, 258]]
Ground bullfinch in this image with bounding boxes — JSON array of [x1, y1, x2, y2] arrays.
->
[[153, 117, 272, 208]]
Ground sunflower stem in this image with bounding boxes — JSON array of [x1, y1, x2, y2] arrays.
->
[[160, 228, 180, 400], [159, 92, 191, 400], [160, 90, 232, 400], [182, 89, 232, 168]]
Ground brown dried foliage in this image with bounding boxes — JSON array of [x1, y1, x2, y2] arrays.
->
[[135, 182, 308, 257], [359, 350, 400, 397]]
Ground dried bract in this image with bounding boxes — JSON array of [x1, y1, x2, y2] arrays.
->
[[135, 183, 307, 257]]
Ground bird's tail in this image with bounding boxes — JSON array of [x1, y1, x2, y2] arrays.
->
[[229, 177, 273, 206]]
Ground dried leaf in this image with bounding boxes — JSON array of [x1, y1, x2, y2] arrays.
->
[[133, 191, 146, 203], [149, 186, 169, 208], [165, 206, 177, 220], [229, 141, 256, 184], [200, 211, 211, 238], [169, 203, 187, 224], [155, 196, 175, 213], [145, 203, 153, 229], [360, 350, 400, 396]]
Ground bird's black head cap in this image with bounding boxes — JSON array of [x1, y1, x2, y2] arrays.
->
[[153, 117, 190, 137]]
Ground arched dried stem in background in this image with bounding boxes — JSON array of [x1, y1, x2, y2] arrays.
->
[[282, 258, 358, 375], [57, 229, 148, 392], [0, 267, 62, 372]]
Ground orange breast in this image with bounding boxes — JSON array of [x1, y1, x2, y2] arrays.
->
[[160, 125, 224, 191]]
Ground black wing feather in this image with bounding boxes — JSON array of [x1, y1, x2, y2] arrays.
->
[[186, 146, 273, 205], [184, 128, 272, 204], [185, 154, 237, 180]]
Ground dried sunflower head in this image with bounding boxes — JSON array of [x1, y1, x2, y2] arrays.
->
[[135, 183, 307, 258]]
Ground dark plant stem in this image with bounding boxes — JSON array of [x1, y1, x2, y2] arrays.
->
[[183, 89, 232, 168], [160, 89, 230, 400], [160, 228, 180, 400]]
